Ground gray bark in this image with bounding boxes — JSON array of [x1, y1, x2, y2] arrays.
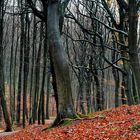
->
[[47, 1, 76, 126], [128, 0, 140, 102]]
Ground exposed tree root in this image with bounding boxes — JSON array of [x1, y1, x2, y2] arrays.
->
[[42, 113, 79, 131]]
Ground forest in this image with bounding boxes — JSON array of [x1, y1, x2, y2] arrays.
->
[[0, 0, 140, 139]]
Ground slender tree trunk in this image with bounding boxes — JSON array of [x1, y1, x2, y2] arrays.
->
[[86, 75, 92, 114], [23, 12, 30, 128], [46, 72, 50, 119], [38, 22, 45, 125], [101, 70, 105, 109], [0, 49, 12, 131], [0, 0, 12, 131], [16, 9, 24, 124], [86, 57, 93, 113], [0, 105, 2, 121], [41, 25, 48, 124], [29, 15, 36, 124], [9, 0, 15, 122], [13, 30, 19, 123], [93, 65, 102, 111], [79, 80, 85, 114], [32, 23, 42, 123]]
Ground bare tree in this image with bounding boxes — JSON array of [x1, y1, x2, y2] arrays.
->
[[27, 0, 77, 126], [0, 0, 12, 131]]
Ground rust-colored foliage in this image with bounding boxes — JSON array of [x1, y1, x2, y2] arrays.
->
[[1, 105, 140, 140]]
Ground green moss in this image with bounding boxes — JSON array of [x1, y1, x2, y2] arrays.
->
[[42, 112, 89, 131], [42, 119, 74, 131], [130, 124, 140, 131], [42, 126, 53, 131], [61, 119, 75, 126], [77, 112, 90, 118]]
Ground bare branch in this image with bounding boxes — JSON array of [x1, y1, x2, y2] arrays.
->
[[116, 0, 128, 11], [102, 0, 118, 27], [26, 0, 45, 20]]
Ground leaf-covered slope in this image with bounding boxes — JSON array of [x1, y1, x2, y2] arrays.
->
[[1, 105, 140, 140]]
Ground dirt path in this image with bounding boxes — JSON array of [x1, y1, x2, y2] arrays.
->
[[0, 119, 54, 137], [0, 131, 19, 136]]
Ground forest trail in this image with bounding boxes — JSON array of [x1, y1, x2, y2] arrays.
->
[[0, 131, 19, 137], [0, 119, 54, 137]]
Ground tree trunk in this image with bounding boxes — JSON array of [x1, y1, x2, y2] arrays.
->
[[86, 75, 92, 114], [121, 75, 127, 104], [32, 29, 42, 123], [46, 72, 50, 119], [23, 12, 30, 128], [93, 65, 102, 111], [0, 0, 12, 131], [13, 26, 19, 124], [29, 15, 36, 124], [41, 23, 48, 124], [9, 0, 15, 122], [47, 1, 76, 126], [79, 80, 85, 114], [38, 22, 45, 125], [118, 8, 135, 105], [16, 6, 24, 124], [128, 0, 140, 102]]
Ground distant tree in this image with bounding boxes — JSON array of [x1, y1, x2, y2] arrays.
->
[[102, 0, 140, 104], [0, 0, 12, 132], [16, 0, 24, 124], [23, 3, 30, 127]]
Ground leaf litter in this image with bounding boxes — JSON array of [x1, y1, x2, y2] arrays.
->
[[1, 105, 140, 140]]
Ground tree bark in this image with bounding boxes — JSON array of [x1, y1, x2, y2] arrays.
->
[[23, 11, 30, 128], [0, 0, 12, 131], [47, 1, 76, 126], [128, 0, 140, 102]]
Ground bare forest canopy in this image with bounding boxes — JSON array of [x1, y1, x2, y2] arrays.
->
[[0, 0, 139, 131]]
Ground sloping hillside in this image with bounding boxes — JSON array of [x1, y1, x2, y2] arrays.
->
[[1, 105, 140, 140]]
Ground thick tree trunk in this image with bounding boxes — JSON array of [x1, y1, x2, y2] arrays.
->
[[118, 8, 135, 105], [128, 0, 140, 102], [47, 1, 76, 126]]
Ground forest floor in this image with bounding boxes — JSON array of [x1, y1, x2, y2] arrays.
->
[[0, 105, 140, 140]]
